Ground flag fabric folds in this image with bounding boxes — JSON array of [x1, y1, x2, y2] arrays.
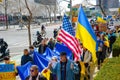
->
[[55, 43, 72, 56], [57, 15, 81, 61], [76, 6, 97, 62], [43, 47, 54, 60], [17, 62, 32, 80], [33, 52, 49, 72]]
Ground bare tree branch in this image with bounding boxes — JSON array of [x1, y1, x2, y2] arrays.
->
[[85, 0, 106, 16], [25, 0, 32, 18]]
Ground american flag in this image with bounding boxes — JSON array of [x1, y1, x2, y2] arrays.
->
[[57, 15, 81, 61]]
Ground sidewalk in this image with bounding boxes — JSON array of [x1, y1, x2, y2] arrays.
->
[[0, 22, 62, 31]]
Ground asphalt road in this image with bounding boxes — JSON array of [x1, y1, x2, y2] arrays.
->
[[0, 24, 60, 62]]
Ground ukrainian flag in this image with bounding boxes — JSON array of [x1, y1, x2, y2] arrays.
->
[[76, 6, 97, 62], [97, 16, 107, 23]]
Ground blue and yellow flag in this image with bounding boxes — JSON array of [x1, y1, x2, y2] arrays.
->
[[76, 6, 97, 62], [97, 16, 107, 23]]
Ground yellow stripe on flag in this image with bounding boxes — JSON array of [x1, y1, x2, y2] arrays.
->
[[76, 23, 97, 62]]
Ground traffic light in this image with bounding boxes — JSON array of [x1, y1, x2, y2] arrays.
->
[[68, 4, 71, 8]]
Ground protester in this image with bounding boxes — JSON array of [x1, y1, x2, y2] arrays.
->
[[4, 56, 14, 64], [29, 45, 35, 56], [51, 56, 58, 80], [0, 38, 8, 57], [21, 49, 33, 65], [101, 33, 108, 59], [108, 24, 116, 31], [108, 30, 116, 52], [48, 38, 55, 50], [96, 34, 104, 70], [41, 56, 58, 80], [26, 65, 47, 80], [48, 52, 79, 80], [38, 40, 48, 54], [59, 26, 62, 30], [44, 38, 49, 44], [41, 25, 45, 32], [4, 56, 18, 75], [41, 25, 46, 37], [72, 22, 76, 30], [74, 61, 81, 80], [82, 48, 92, 80], [53, 28, 58, 39], [37, 34, 43, 43]]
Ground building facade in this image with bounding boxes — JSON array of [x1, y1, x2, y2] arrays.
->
[[96, 0, 119, 9], [96, 0, 119, 13]]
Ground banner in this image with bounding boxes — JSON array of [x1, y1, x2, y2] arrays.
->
[[17, 62, 32, 80], [0, 64, 16, 80]]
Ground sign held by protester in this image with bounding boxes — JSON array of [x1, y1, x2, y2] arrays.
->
[[0, 64, 16, 80]]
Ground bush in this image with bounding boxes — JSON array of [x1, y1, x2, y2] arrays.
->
[[94, 57, 120, 80], [112, 37, 120, 57]]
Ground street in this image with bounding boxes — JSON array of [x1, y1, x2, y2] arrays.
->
[[0, 24, 60, 64]]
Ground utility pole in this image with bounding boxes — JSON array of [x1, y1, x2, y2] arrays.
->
[[5, 0, 8, 30], [69, 0, 72, 22]]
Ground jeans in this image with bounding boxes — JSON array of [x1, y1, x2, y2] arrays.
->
[[96, 52, 104, 65]]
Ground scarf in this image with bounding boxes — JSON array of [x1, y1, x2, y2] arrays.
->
[[60, 59, 67, 80]]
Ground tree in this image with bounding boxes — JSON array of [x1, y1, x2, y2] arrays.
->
[[0, 0, 8, 29], [45, 5, 52, 23], [56, 0, 64, 17], [24, 0, 32, 46]]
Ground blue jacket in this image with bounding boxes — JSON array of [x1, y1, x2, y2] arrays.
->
[[51, 60, 79, 80]]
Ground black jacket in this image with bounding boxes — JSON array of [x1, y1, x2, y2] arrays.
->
[[21, 55, 33, 65], [38, 44, 47, 54], [0, 41, 8, 53]]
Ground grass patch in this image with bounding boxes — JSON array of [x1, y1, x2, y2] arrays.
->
[[94, 57, 120, 80], [113, 37, 120, 57]]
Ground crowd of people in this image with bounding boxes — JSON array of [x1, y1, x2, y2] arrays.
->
[[2, 18, 120, 80]]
